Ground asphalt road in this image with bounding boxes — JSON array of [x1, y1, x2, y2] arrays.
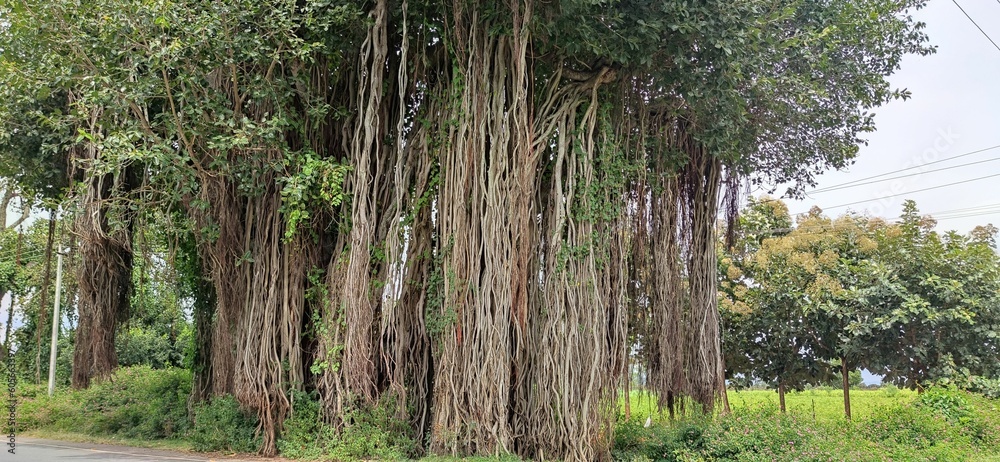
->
[[9, 438, 261, 461]]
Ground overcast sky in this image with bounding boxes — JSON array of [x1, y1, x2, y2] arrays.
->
[[777, 0, 1000, 235]]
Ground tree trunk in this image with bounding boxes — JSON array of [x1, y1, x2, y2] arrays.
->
[[70, 126, 138, 389], [3, 293, 17, 361], [841, 358, 851, 420], [188, 246, 216, 407], [721, 381, 731, 415], [624, 359, 632, 420], [4, 231, 23, 362], [778, 381, 786, 413]]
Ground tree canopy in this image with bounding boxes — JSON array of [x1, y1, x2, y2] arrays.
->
[[1, 0, 933, 458]]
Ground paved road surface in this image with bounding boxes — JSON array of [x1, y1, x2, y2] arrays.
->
[[11, 438, 261, 461]]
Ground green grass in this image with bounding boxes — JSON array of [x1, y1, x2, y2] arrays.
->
[[614, 387, 1000, 461], [623, 387, 917, 422]]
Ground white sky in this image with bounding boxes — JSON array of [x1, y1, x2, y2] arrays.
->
[[777, 0, 1000, 235]]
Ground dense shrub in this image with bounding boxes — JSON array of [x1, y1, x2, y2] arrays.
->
[[277, 390, 418, 460], [82, 366, 192, 439], [11, 382, 80, 433], [116, 327, 186, 369], [276, 389, 326, 459], [9, 366, 191, 439], [190, 395, 260, 453], [612, 414, 703, 462], [881, 383, 899, 397], [861, 402, 957, 449]]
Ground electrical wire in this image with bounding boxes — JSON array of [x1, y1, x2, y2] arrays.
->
[[809, 144, 1000, 193], [0, 248, 49, 263], [810, 156, 1000, 193], [798, 171, 1000, 212], [750, 207, 1000, 236], [952, 0, 1000, 53]]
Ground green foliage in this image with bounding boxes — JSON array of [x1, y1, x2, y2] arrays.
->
[[325, 397, 418, 461], [823, 369, 863, 389], [420, 455, 522, 462], [861, 402, 958, 449], [116, 326, 187, 369], [612, 415, 706, 462], [10, 367, 191, 439], [881, 383, 899, 398], [941, 374, 1000, 400], [280, 152, 352, 239], [82, 366, 192, 439], [869, 201, 1000, 388], [276, 389, 327, 459], [277, 391, 418, 460], [9, 382, 81, 433], [191, 395, 261, 453]]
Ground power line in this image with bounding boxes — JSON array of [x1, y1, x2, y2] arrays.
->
[[952, 0, 1000, 53], [0, 248, 48, 263], [810, 144, 1000, 193], [754, 208, 1000, 235], [924, 202, 1000, 216], [798, 171, 1000, 212], [810, 156, 1000, 193]]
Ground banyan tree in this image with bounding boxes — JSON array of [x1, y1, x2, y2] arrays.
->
[[0, 0, 931, 459]]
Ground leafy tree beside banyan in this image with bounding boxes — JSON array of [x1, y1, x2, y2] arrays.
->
[[722, 199, 1000, 420], [0, 0, 931, 459]]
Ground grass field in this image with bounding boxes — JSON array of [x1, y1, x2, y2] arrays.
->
[[614, 386, 1000, 461], [623, 386, 918, 422], [12, 368, 1000, 461]]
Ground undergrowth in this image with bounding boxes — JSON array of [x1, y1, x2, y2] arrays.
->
[[8, 366, 418, 459], [10, 367, 1000, 461]]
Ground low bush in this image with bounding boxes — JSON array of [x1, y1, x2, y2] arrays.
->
[[10, 366, 191, 440], [190, 395, 260, 453], [276, 390, 326, 459], [12, 382, 80, 433], [881, 383, 899, 397], [82, 366, 192, 439], [276, 390, 418, 460]]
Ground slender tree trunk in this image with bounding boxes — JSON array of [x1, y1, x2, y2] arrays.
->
[[721, 381, 731, 415], [778, 381, 786, 413], [841, 358, 851, 420], [3, 231, 24, 362], [35, 212, 56, 383], [624, 358, 632, 420], [3, 293, 16, 360], [188, 246, 216, 407]]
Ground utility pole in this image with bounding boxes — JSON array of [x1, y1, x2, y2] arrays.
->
[[47, 250, 64, 397]]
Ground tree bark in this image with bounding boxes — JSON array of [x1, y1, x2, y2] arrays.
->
[[70, 129, 138, 389], [841, 358, 851, 420], [3, 294, 16, 361], [624, 359, 631, 420], [778, 381, 786, 413]]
